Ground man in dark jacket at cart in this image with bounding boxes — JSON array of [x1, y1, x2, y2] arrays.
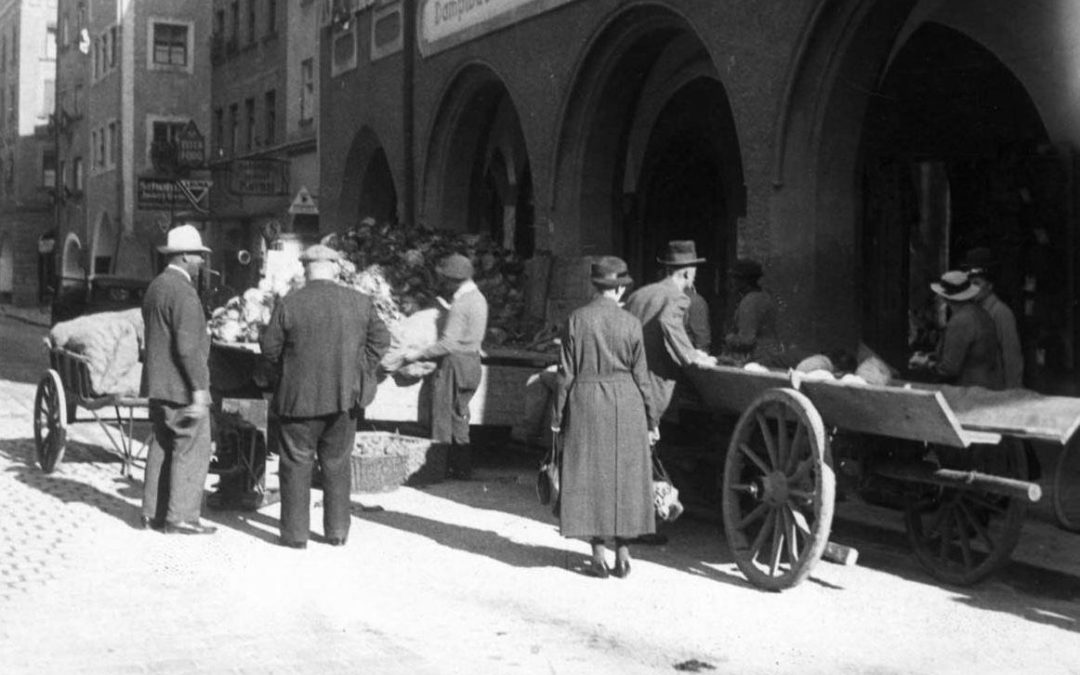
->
[[260, 244, 390, 549], [140, 225, 216, 535], [401, 253, 489, 479]]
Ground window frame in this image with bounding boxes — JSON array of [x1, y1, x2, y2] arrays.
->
[[147, 19, 194, 73]]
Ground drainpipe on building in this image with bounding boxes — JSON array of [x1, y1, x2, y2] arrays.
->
[[402, 0, 416, 227]]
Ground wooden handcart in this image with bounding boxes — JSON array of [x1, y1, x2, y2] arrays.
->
[[685, 364, 1080, 591], [33, 336, 151, 477]]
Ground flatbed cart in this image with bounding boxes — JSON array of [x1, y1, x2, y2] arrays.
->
[[33, 336, 151, 476], [685, 364, 1080, 591]]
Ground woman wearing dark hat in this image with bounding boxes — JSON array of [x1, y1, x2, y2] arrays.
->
[[553, 256, 659, 578], [723, 258, 782, 366], [925, 270, 1003, 389]]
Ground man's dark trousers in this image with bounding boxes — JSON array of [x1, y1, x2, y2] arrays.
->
[[278, 411, 354, 544], [143, 401, 212, 524]]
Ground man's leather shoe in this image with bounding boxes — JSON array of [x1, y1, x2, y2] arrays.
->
[[327, 536, 347, 547], [138, 516, 163, 531], [164, 520, 217, 535], [280, 538, 307, 549], [613, 560, 631, 579]]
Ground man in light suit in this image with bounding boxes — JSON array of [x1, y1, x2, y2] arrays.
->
[[141, 225, 216, 535], [624, 240, 715, 421], [260, 244, 390, 549]]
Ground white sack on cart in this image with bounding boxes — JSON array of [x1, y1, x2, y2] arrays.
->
[[49, 308, 144, 397]]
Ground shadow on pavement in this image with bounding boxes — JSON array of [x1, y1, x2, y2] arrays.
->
[[0, 438, 143, 527]]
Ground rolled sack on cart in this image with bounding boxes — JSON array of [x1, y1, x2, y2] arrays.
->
[[48, 308, 144, 397]]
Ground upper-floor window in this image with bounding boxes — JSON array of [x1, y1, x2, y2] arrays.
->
[[248, 0, 257, 44], [148, 118, 187, 170], [230, 1, 240, 45], [213, 107, 224, 157], [228, 103, 239, 155], [45, 24, 57, 60], [300, 58, 315, 123], [152, 23, 188, 67], [42, 149, 57, 188], [264, 90, 276, 146], [41, 79, 54, 119], [93, 27, 118, 80], [61, 14, 70, 48], [266, 0, 278, 36], [244, 98, 255, 150], [73, 157, 84, 191]]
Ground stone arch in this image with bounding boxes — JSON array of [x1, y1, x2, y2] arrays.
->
[[339, 126, 399, 227], [61, 233, 85, 280], [551, 3, 743, 318], [421, 63, 535, 255], [91, 212, 117, 276]]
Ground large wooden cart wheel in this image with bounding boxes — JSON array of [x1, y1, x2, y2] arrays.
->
[[1053, 438, 1080, 532], [904, 440, 1028, 585], [33, 370, 68, 473], [722, 388, 835, 591]]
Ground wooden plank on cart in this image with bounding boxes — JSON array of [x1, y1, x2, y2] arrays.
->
[[685, 364, 791, 415], [797, 379, 996, 448], [936, 385, 1080, 445]]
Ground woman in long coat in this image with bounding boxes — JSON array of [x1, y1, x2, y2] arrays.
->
[[552, 256, 660, 578]]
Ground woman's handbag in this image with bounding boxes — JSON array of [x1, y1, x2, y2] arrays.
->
[[652, 451, 684, 523], [536, 434, 561, 509]]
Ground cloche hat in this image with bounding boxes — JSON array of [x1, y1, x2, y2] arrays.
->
[[930, 270, 980, 301], [590, 256, 633, 288], [157, 224, 211, 254], [657, 240, 705, 266]]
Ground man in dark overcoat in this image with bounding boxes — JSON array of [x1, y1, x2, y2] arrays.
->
[[260, 244, 390, 549], [401, 253, 488, 479], [624, 240, 714, 420], [141, 224, 216, 535]]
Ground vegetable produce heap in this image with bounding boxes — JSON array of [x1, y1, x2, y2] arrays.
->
[[210, 218, 558, 354]]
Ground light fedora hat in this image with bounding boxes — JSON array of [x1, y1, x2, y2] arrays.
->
[[930, 270, 980, 301], [157, 224, 211, 254]]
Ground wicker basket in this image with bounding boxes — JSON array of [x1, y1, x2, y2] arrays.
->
[[350, 453, 409, 493], [352, 431, 446, 489]]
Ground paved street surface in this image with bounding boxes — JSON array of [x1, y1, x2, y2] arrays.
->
[[2, 312, 1080, 674]]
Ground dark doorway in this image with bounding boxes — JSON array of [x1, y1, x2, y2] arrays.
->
[[360, 148, 398, 225]]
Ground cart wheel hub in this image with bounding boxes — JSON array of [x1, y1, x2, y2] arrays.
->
[[761, 470, 789, 505]]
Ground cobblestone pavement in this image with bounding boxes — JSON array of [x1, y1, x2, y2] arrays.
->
[[5, 313, 1080, 674]]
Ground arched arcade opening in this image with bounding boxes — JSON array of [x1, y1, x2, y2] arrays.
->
[[339, 127, 399, 227]]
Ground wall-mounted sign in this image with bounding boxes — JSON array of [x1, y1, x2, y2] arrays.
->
[[419, 0, 582, 56], [137, 177, 212, 212], [176, 121, 205, 168], [228, 158, 289, 196], [288, 186, 319, 215]]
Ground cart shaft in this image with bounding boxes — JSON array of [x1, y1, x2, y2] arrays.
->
[[872, 462, 1042, 503]]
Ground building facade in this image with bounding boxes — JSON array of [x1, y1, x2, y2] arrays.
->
[[320, 0, 1080, 393], [53, 0, 211, 289], [0, 0, 56, 306], [208, 0, 319, 295]]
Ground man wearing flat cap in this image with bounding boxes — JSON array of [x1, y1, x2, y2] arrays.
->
[[260, 244, 390, 549], [141, 224, 216, 535], [624, 240, 715, 422], [402, 252, 489, 479]]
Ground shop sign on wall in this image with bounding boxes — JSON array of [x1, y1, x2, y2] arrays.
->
[[228, 158, 289, 196], [419, 0, 582, 56], [137, 177, 212, 212]]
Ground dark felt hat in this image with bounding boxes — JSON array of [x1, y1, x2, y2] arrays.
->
[[959, 247, 998, 275], [729, 258, 763, 279], [435, 253, 474, 280], [590, 256, 633, 288], [657, 240, 705, 266]]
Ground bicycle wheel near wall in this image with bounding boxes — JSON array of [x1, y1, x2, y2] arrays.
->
[[904, 440, 1028, 585], [34, 370, 68, 473], [722, 388, 835, 591], [1053, 438, 1080, 532]]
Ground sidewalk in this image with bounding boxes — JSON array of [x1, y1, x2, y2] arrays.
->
[[0, 303, 50, 327]]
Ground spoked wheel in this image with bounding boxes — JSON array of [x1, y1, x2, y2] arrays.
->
[[904, 440, 1028, 585], [33, 370, 68, 473], [1053, 438, 1080, 532], [722, 388, 835, 591]]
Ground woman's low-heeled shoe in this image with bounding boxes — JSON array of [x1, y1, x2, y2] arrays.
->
[[588, 560, 611, 579], [613, 560, 631, 579]]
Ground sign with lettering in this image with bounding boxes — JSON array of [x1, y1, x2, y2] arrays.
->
[[228, 158, 289, 196], [137, 177, 212, 211], [176, 121, 205, 168], [419, 0, 581, 56]]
